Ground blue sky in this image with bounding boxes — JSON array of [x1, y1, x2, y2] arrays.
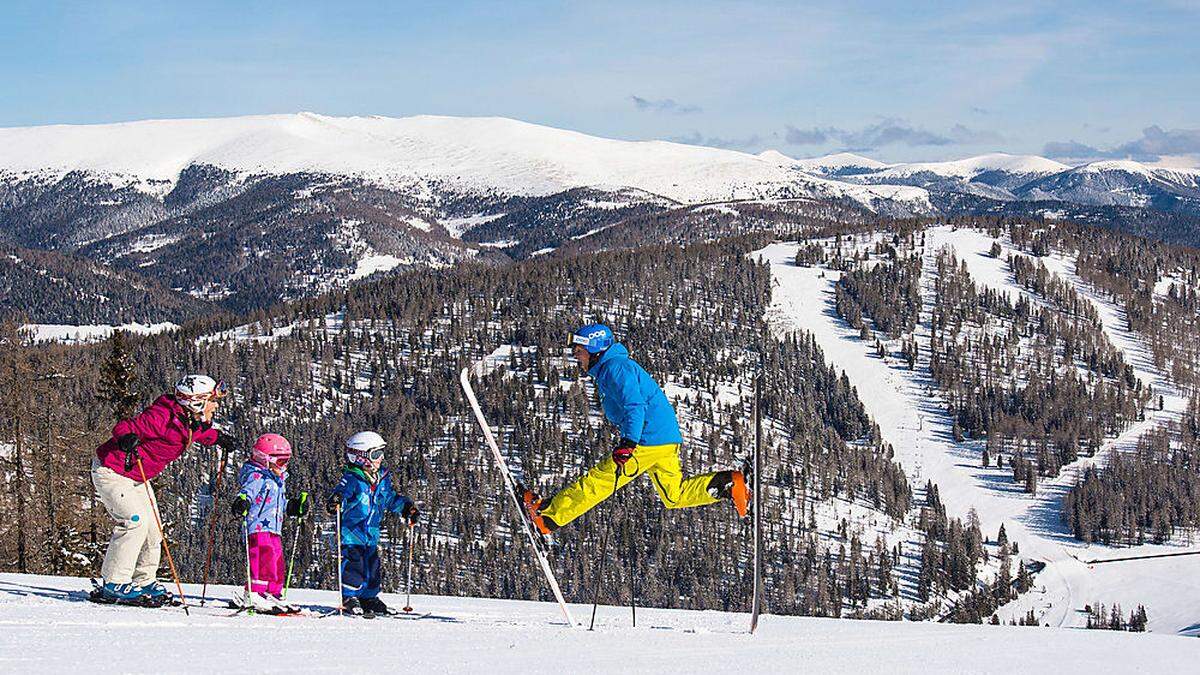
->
[[1, 1, 1197, 162]]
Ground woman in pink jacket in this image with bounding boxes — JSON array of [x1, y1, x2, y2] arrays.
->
[[90, 374, 237, 606]]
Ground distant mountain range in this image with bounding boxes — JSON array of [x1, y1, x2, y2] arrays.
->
[[774, 151, 1200, 216], [2, 113, 1198, 321]]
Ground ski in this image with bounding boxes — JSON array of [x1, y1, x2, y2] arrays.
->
[[460, 365, 578, 628], [749, 374, 764, 634], [86, 579, 178, 609]]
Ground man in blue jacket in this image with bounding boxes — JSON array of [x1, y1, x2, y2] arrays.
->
[[522, 324, 749, 534]]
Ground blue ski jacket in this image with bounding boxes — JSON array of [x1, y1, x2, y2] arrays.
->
[[237, 461, 288, 536], [588, 343, 683, 446], [331, 466, 412, 547]]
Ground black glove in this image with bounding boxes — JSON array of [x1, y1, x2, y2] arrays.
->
[[229, 494, 250, 517], [401, 502, 420, 526], [326, 497, 340, 516], [215, 430, 239, 451], [118, 433, 140, 471], [287, 492, 310, 518], [611, 438, 637, 468]]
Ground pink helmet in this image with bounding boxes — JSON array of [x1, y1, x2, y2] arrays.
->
[[251, 433, 292, 468]]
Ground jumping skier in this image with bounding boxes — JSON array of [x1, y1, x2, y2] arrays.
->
[[229, 433, 309, 613], [327, 431, 420, 616], [90, 374, 236, 606], [521, 324, 750, 535]]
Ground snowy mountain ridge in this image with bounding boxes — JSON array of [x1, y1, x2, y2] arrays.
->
[[783, 149, 1200, 214], [4, 113, 1200, 321], [2, 112, 1196, 218], [0, 112, 930, 208]]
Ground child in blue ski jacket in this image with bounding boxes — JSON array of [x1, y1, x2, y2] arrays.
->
[[327, 431, 419, 615]]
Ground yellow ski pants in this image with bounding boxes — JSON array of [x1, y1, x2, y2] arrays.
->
[[540, 443, 719, 527]]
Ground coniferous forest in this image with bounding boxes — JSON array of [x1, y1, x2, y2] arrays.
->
[[4, 215, 1200, 626]]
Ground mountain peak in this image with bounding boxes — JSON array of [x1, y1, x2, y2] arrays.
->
[[1076, 159, 1155, 176]]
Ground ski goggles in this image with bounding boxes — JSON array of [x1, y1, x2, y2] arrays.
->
[[176, 380, 229, 404], [354, 447, 385, 462]]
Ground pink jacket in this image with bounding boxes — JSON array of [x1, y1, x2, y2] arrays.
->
[[96, 394, 220, 481]]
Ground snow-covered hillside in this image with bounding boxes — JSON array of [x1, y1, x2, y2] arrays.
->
[[780, 150, 1200, 214], [0, 113, 930, 209], [1, 573, 1197, 674], [753, 226, 1200, 635]]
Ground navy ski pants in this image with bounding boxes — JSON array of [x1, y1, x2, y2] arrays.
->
[[341, 544, 382, 599]]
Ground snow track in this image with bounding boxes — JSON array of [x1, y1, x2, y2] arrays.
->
[[755, 227, 1200, 635], [2, 574, 1198, 673]]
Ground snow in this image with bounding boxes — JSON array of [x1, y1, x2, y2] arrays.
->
[[1154, 275, 1183, 299], [754, 227, 1200, 634], [785, 151, 891, 172], [875, 153, 1070, 180], [1, 574, 1198, 674], [128, 233, 183, 254], [478, 240, 517, 249], [441, 213, 504, 238], [23, 322, 179, 344], [0, 113, 931, 209], [350, 254, 407, 280], [405, 216, 433, 232], [756, 149, 798, 166], [1075, 160, 1157, 177]]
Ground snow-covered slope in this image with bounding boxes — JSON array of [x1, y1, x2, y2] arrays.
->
[[1019, 160, 1200, 212], [779, 151, 1200, 215], [769, 151, 889, 175], [0, 113, 929, 209], [876, 154, 1070, 180], [2, 573, 1198, 674], [753, 226, 1200, 635]]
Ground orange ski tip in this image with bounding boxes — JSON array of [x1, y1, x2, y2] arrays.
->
[[731, 471, 750, 518]]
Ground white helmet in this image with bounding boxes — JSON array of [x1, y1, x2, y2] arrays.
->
[[345, 431, 386, 466], [174, 374, 223, 415]]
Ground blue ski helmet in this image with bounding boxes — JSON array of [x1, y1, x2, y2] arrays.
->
[[570, 323, 614, 354]]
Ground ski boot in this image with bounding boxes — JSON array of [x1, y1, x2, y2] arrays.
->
[[516, 484, 557, 538], [707, 470, 751, 518], [89, 581, 145, 605], [230, 588, 287, 614], [342, 596, 365, 616], [137, 581, 177, 606], [270, 594, 301, 614], [360, 596, 394, 617]]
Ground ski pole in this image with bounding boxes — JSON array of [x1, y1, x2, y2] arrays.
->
[[283, 515, 303, 600], [403, 523, 414, 613], [199, 451, 228, 606], [588, 465, 624, 631], [335, 503, 344, 615], [625, 481, 637, 628], [243, 520, 252, 599], [136, 457, 189, 614]]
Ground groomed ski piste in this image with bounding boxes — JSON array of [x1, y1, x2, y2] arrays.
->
[[2, 573, 1199, 673], [754, 225, 1200, 637]]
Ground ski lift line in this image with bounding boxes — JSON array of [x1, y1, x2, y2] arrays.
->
[[1082, 549, 1200, 565], [460, 366, 578, 628]]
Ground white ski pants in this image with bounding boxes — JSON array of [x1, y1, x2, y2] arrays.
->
[[91, 458, 163, 585]]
